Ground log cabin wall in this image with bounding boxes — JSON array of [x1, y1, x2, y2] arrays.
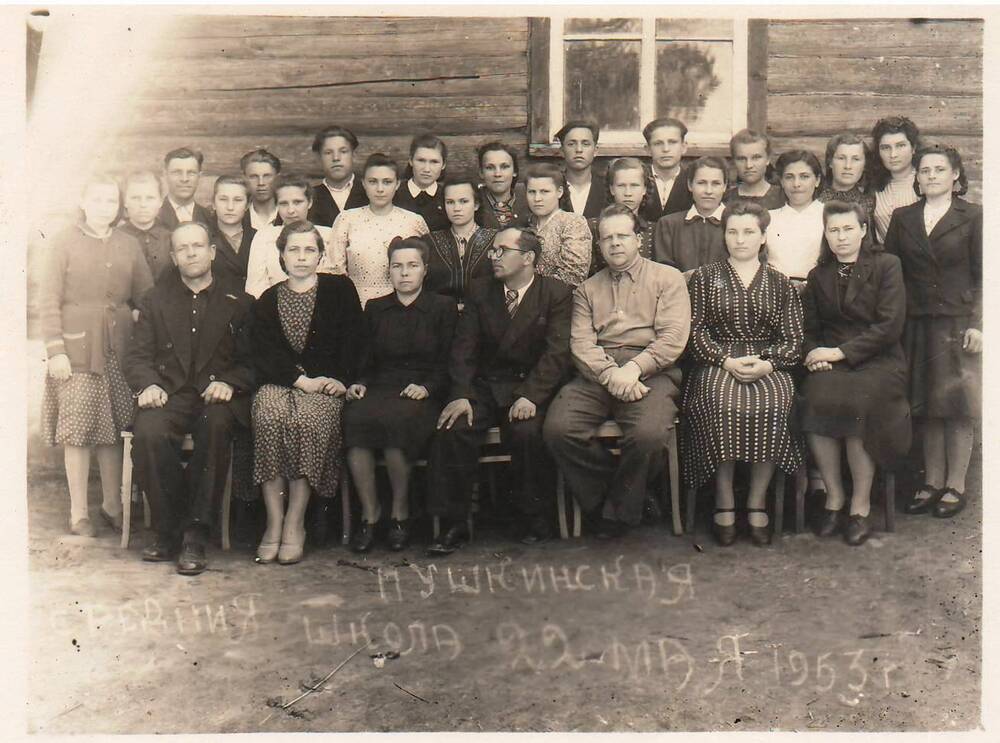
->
[[762, 18, 983, 201]]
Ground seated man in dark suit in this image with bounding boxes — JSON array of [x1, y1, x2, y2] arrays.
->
[[427, 226, 573, 552], [124, 222, 255, 575], [157, 147, 212, 229], [307, 125, 369, 227], [639, 117, 694, 224], [544, 204, 691, 539], [555, 120, 607, 220]]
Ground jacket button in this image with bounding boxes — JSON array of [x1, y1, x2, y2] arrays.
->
[[209, 374, 216, 381], [158, 364, 165, 371], [166, 342, 173, 349]]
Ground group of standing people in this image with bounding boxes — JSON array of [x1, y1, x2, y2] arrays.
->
[[40, 113, 981, 575]]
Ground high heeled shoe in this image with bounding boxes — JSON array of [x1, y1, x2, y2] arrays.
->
[[277, 528, 306, 565], [903, 484, 942, 515], [932, 488, 966, 518], [255, 537, 281, 564]]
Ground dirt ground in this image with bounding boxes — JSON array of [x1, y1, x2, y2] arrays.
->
[[24, 449, 981, 734]]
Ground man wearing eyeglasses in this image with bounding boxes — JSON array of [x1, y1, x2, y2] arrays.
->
[[427, 226, 573, 552], [544, 203, 691, 539]]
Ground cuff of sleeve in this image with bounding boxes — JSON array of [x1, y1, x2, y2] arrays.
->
[[597, 366, 615, 386], [45, 340, 66, 358], [630, 352, 657, 378]]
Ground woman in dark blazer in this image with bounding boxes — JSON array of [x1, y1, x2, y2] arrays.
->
[[344, 237, 458, 552], [425, 177, 497, 305], [884, 144, 982, 518], [251, 220, 364, 565], [207, 175, 257, 286], [801, 201, 911, 545]]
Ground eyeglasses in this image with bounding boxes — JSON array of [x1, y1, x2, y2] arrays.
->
[[486, 246, 531, 260]]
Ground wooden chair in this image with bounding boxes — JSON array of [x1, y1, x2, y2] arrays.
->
[[555, 418, 683, 539], [685, 471, 787, 540], [120, 431, 234, 550]]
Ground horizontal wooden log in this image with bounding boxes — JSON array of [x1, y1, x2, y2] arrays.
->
[[139, 56, 526, 93], [126, 92, 527, 137], [768, 19, 982, 58], [169, 15, 527, 39], [768, 55, 981, 96], [767, 94, 981, 137]]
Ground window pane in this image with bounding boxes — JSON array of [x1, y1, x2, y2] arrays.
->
[[655, 41, 733, 133], [564, 40, 640, 130], [655, 18, 733, 40], [565, 18, 642, 35]]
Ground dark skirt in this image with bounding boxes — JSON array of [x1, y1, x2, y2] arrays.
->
[[903, 315, 981, 419], [42, 350, 133, 447], [343, 384, 441, 459], [800, 364, 912, 467]]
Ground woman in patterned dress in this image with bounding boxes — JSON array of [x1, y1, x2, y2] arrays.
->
[[683, 201, 805, 546], [344, 237, 458, 553], [870, 116, 922, 244], [41, 175, 154, 536], [524, 162, 593, 286], [328, 153, 429, 307], [251, 220, 364, 564], [818, 133, 876, 226]]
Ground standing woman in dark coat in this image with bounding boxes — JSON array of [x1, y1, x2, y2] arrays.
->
[[344, 237, 459, 552], [251, 220, 364, 564], [884, 144, 982, 518], [801, 201, 911, 545]]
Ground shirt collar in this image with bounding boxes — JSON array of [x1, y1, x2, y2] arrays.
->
[[611, 255, 644, 283], [389, 287, 430, 312], [652, 165, 681, 183], [685, 204, 725, 223], [408, 180, 439, 198], [324, 175, 355, 193], [219, 222, 244, 240], [168, 196, 194, 215], [503, 273, 534, 301]]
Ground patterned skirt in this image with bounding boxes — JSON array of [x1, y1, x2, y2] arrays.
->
[[252, 384, 344, 499], [41, 350, 133, 447], [681, 364, 804, 488]]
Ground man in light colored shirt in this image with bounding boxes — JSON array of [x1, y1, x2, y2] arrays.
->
[[556, 120, 606, 219], [544, 203, 691, 539], [157, 147, 212, 230], [240, 148, 282, 230]]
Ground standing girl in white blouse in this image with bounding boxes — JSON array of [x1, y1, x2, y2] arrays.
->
[[329, 153, 430, 307], [766, 150, 825, 293]]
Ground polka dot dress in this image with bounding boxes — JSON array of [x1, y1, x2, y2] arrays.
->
[[252, 281, 344, 498], [681, 260, 806, 488], [42, 350, 134, 447]]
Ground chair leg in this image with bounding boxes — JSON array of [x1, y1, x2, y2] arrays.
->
[[221, 446, 233, 551], [884, 471, 896, 532], [487, 466, 498, 510], [556, 470, 569, 539], [433, 516, 441, 540], [143, 495, 151, 529], [572, 495, 581, 538], [667, 430, 682, 536], [795, 464, 807, 534], [120, 434, 133, 549], [685, 487, 697, 535], [467, 514, 475, 541], [772, 473, 785, 539], [340, 476, 351, 546]]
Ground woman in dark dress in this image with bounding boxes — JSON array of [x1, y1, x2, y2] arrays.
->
[[251, 220, 364, 565], [393, 133, 450, 232], [801, 201, 911, 545], [683, 201, 805, 546], [425, 177, 497, 306], [884, 144, 981, 518], [344, 236, 459, 552], [476, 141, 530, 230]]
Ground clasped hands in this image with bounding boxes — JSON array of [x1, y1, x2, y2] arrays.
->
[[295, 375, 346, 396], [802, 347, 845, 373], [605, 361, 649, 402], [723, 354, 775, 382]]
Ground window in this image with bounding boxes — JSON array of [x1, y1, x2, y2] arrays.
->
[[530, 16, 753, 156]]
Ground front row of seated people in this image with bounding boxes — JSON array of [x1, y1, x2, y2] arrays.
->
[[40, 144, 979, 574]]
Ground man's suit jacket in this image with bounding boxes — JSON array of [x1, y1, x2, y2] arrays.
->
[[559, 172, 608, 219], [640, 165, 693, 224], [448, 274, 573, 408], [124, 271, 256, 424], [883, 197, 982, 328], [207, 220, 257, 286], [307, 177, 369, 227], [156, 198, 213, 231]]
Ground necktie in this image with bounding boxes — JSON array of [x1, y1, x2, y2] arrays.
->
[[457, 237, 467, 260], [505, 288, 519, 317]]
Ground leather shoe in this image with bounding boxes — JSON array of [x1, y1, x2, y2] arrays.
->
[[426, 523, 469, 555], [387, 519, 410, 552], [70, 518, 97, 538], [844, 514, 872, 546], [99, 508, 123, 533], [176, 542, 207, 575], [932, 488, 966, 518], [520, 517, 552, 545], [142, 537, 177, 562], [277, 539, 305, 565], [747, 508, 771, 546], [255, 536, 281, 564], [351, 521, 377, 554], [712, 508, 737, 546], [903, 484, 941, 514], [815, 507, 843, 537]]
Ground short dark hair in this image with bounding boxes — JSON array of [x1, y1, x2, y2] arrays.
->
[[823, 132, 872, 190], [387, 235, 431, 265], [555, 120, 600, 144], [476, 141, 520, 183], [409, 133, 448, 162], [212, 174, 253, 200], [275, 220, 325, 273], [312, 125, 359, 154], [870, 116, 922, 191], [729, 128, 771, 157], [500, 225, 542, 262], [362, 152, 400, 179], [913, 143, 969, 197], [818, 200, 873, 264], [688, 156, 730, 187], [272, 174, 315, 203], [442, 176, 480, 204], [240, 148, 282, 174], [721, 199, 771, 233], [775, 150, 823, 199], [524, 162, 565, 190], [642, 117, 688, 144], [598, 202, 640, 233], [164, 147, 204, 169]]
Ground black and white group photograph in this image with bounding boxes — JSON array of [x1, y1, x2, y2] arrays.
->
[[7, 3, 993, 737]]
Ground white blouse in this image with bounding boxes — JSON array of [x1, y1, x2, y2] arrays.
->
[[244, 223, 336, 299], [328, 206, 429, 306], [766, 200, 825, 281]]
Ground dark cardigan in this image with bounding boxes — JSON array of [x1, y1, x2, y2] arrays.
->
[[251, 273, 365, 387]]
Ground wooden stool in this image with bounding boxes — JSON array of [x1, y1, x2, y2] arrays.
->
[[685, 470, 787, 540], [120, 431, 234, 550], [555, 419, 683, 539]]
